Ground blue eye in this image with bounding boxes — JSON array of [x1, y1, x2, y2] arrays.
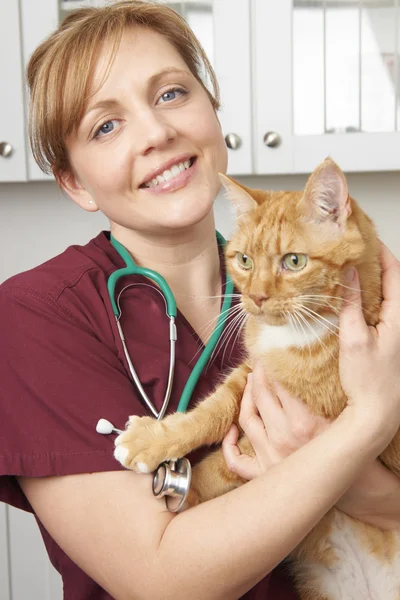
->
[[157, 87, 186, 104], [94, 119, 119, 139]]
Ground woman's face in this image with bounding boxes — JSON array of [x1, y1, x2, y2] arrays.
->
[[64, 27, 228, 235]]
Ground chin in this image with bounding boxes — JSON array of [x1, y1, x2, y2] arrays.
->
[[158, 203, 214, 231]]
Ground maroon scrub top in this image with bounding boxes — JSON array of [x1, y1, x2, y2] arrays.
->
[[0, 231, 299, 600]]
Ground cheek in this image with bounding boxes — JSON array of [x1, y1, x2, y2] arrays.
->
[[79, 145, 132, 195]]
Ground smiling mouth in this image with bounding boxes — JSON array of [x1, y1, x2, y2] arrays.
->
[[140, 157, 196, 189]]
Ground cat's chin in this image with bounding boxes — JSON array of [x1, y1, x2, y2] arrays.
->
[[252, 312, 289, 327]]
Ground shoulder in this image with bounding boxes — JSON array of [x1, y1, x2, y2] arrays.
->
[[0, 231, 117, 327]]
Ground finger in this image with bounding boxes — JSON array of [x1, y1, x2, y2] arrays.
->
[[239, 374, 273, 458], [222, 425, 262, 480], [251, 361, 285, 427], [239, 373, 264, 428], [339, 268, 369, 348], [271, 379, 308, 416], [379, 241, 400, 307]]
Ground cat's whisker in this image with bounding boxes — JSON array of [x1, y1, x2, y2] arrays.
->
[[297, 294, 368, 315], [297, 304, 341, 333], [297, 299, 341, 316], [287, 310, 310, 356], [296, 308, 333, 355], [297, 306, 340, 343], [204, 307, 246, 367], [290, 310, 305, 340], [293, 309, 313, 357], [221, 312, 248, 371], [208, 309, 247, 372], [189, 307, 245, 367], [332, 280, 365, 294], [194, 303, 244, 344]]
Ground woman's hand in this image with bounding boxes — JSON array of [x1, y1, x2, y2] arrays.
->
[[222, 362, 330, 480], [335, 458, 400, 529], [339, 243, 400, 442]]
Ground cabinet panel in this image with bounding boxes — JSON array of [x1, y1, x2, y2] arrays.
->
[[214, 0, 252, 174], [252, 0, 294, 174], [0, 505, 11, 600], [20, 0, 59, 182], [8, 506, 62, 600], [0, 3, 27, 182]]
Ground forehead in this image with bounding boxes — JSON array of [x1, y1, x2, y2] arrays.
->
[[238, 191, 307, 255], [89, 27, 190, 99]]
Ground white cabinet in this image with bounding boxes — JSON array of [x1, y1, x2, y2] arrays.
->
[[4, 0, 400, 182], [0, 3, 27, 182], [253, 0, 400, 174]]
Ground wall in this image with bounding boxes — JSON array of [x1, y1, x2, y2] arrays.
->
[[1, 171, 400, 283]]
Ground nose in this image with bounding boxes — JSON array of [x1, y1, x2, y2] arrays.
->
[[249, 294, 268, 307], [137, 110, 177, 156]]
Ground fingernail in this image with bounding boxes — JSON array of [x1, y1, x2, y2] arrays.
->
[[345, 267, 356, 282]]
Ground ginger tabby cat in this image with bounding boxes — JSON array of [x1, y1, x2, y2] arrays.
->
[[115, 158, 400, 599]]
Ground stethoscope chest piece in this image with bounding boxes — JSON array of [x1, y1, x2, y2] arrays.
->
[[152, 458, 192, 513]]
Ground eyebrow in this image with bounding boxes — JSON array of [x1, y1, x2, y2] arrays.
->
[[82, 67, 190, 119]]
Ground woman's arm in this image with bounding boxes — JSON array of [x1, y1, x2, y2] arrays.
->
[[335, 460, 400, 529], [19, 408, 390, 600]]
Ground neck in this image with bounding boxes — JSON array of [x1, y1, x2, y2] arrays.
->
[[110, 214, 222, 311]]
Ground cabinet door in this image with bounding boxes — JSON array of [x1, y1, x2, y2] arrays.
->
[[161, 1, 253, 175], [20, 0, 59, 181], [254, 0, 400, 174], [8, 506, 63, 600], [0, 3, 27, 182], [213, 0, 252, 175]]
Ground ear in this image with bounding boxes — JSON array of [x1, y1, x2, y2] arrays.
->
[[54, 168, 99, 213], [218, 173, 257, 218], [299, 158, 351, 230]]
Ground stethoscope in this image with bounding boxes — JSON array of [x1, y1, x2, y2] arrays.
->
[[96, 230, 233, 511]]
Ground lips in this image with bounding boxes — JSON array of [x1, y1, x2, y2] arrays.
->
[[139, 154, 196, 189]]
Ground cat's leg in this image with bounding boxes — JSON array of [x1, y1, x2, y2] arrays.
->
[[114, 362, 250, 472], [185, 435, 253, 507]]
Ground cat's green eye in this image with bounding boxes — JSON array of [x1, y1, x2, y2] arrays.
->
[[236, 252, 253, 271], [282, 253, 308, 271]]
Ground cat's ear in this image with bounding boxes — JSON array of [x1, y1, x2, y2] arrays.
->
[[218, 173, 258, 218], [299, 158, 351, 231]]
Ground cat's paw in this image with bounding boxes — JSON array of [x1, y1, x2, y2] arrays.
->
[[113, 414, 184, 473]]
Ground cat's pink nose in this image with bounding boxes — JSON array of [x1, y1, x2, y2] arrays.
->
[[249, 294, 268, 307]]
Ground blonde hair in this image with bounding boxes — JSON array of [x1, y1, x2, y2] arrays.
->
[[27, 0, 220, 175]]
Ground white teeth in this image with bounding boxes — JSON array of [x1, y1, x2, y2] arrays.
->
[[142, 159, 193, 188], [171, 165, 181, 177]]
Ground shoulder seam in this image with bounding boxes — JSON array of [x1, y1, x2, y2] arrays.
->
[[3, 286, 95, 335]]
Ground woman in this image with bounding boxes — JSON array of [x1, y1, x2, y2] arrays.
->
[[1, 2, 400, 599]]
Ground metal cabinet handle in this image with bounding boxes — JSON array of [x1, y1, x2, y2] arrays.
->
[[0, 142, 13, 158], [225, 133, 242, 150], [263, 132, 281, 148]]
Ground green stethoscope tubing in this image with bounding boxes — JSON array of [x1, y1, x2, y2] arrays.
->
[[108, 231, 234, 416]]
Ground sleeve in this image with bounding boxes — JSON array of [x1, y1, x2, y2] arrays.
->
[[0, 285, 147, 511]]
